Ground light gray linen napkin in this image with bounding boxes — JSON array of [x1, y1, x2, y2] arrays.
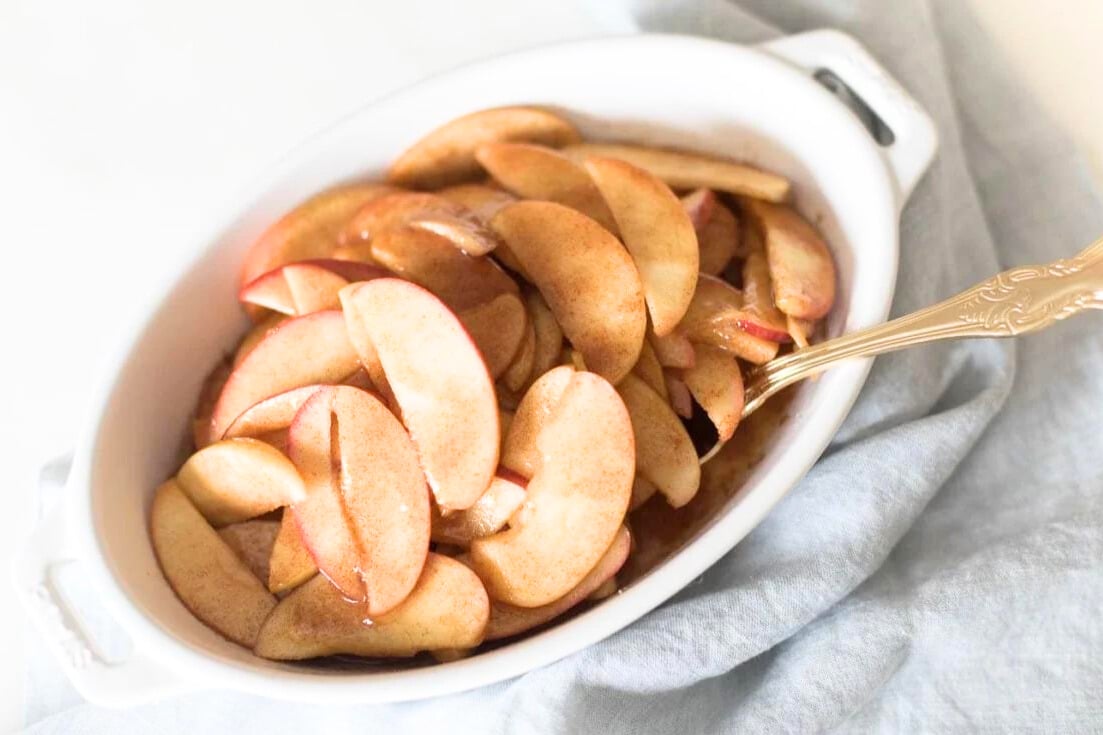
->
[[23, 1, 1103, 732]]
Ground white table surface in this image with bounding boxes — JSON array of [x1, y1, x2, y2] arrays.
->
[[1, 1, 1099, 730]]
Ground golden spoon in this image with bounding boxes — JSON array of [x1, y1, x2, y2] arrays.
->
[[740, 235, 1103, 421]]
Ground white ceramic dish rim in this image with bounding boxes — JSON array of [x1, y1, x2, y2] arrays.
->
[[15, 30, 937, 706]]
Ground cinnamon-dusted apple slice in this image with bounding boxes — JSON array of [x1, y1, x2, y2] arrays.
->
[[192, 358, 232, 448], [431, 470, 528, 546], [151, 480, 277, 647], [524, 289, 564, 382], [232, 313, 285, 368], [563, 142, 790, 202], [340, 192, 466, 252], [370, 224, 519, 312], [664, 373, 694, 419], [255, 554, 489, 660], [500, 318, 535, 393], [341, 279, 499, 511], [738, 250, 791, 342], [490, 201, 646, 383], [617, 374, 700, 508], [630, 475, 659, 510], [288, 385, 430, 614], [584, 156, 699, 336], [485, 525, 630, 640], [240, 182, 397, 287], [176, 438, 306, 527], [408, 213, 501, 257], [436, 183, 517, 222], [387, 106, 581, 189], [476, 143, 619, 233], [239, 260, 386, 316], [694, 197, 740, 275], [742, 199, 837, 320], [649, 329, 695, 369], [678, 275, 780, 365], [457, 292, 528, 379], [631, 338, 667, 400], [218, 519, 280, 583], [683, 345, 745, 443], [210, 310, 360, 440], [500, 365, 574, 479], [680, 188, 716, 230], [470, 371, 633, 607], [268, 512, 318, 595], [221, 372, 373, 441]]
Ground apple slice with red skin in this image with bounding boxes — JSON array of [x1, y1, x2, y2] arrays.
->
[[584, 156, 699, 336], [742, 198, 837, 320], [239, 259, 387, 316], [369, 224, 518, 312], [562, 142, 790, 202], [254, 553, 489, 660], [192, 358, 231, 448], [470, 371, 633, 607], [458, 292, 528, 379], [176, 438, 306, 527], [232, 313, 285, 368], [484, 525, 630, 640], [683, 345, 745, 443], [476, 142, 619, 234], [681, 188, 716, 230], [490, 201, 646, 384], [617, 374, 700, 508], [340, 279, 499, 512], [288, 385, 430, 615], [431, 470, 528, 546], [387, 106, 581, 189], [500, 365, 574, 479], [240, 183, 396, 288], [151, 480, 277, 647], [678, 275, 780, 365], [221, 372, 373, 442], [268, 512, 318, 595], [738, 251, 792, 342]]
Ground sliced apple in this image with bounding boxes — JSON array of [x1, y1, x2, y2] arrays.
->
[[408, 213, 501, 257], [584, 156, 699, 336], [240, 183, 396, 288], [431, 470, 527, 546], [221, 372, 373, 442], [739, 250, 791, 342], [176, 438, 305, 527], [678, 275, 780, 365], [649, 329, 695, 369], [484, 525, 630, 640], [341, 279, 499, 511], [470, 371, 633, 607], [232, 313, 286, 368], [490, 201, 646, 384], [210, 310, 361, 440], [631, 337, 667, 400], [151, 480, 277, 647], [436, 183, 516, 222], [288, 385, 430, 614], [239, 260, 386, 316], [340, 192, 466, 253], [683, 345, 744, 442], [457, 292, 528, 379], [218, 519, 280, 584], [524, 289, 564, 382], [588, 577, 618, 601], [681, 188, 716, 230], [630, 475, 659, 511], [476, 142, 619, 234], [696, 198, 740, 276], [268, 512, 318, 595], [788, 315, 816, 349], [501, 318, 535, 393], [617, 374, 700, 508], [500, 365, 574, 479], [387, 106, 581, 189], [254, 553, 489, 660], [664, 373, 694, 419], [369, 224, 518, 312], [742, 199, 836, 320], [193, 358, 232, 448], [563, 142, 790, 202]]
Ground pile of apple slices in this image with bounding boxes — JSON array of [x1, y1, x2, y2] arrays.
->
[[151, 106, 837, 662]]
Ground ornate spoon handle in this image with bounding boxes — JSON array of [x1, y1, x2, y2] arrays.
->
[[742, 237, 1103, 418]]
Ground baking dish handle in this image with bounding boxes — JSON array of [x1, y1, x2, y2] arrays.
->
[[12, 502, 197, 708], [760, 29, 938, 208]]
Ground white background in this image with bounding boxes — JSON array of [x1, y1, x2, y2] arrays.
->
[[1, 0, 1100, 730]]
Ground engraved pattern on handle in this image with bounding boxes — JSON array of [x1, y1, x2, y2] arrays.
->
[[741, 238, 1103, 419]]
